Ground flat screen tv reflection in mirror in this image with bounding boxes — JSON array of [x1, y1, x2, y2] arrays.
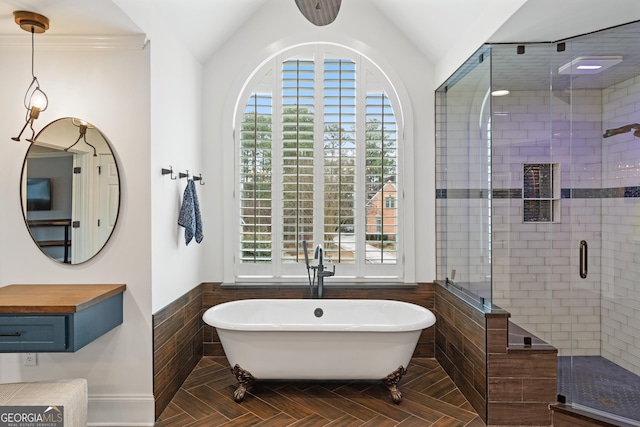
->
[[26, 177, 52, 211]]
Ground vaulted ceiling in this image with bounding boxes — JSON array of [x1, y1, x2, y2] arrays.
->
[[1, 0, 639, 68]]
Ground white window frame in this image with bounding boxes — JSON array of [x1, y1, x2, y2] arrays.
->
[[232, 44, 406, 283]]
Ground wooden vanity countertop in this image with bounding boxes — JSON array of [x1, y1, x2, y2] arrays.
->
[[0, 284, 126, 314]]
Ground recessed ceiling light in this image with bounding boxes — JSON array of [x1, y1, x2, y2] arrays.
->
[[558, 56, 622, 75], [491, 90, 510, 97], [577, 65, 602, 70]]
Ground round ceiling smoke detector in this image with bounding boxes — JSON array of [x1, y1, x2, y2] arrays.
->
[[13, 11, 50, 34]]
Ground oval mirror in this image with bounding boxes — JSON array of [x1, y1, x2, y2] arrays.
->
[[20, 117, 120, 264]]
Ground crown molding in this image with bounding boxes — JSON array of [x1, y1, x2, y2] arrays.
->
[[0, 34, 147, 50]]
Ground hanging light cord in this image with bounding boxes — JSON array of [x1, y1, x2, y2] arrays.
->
[[22, 27, 48, 114], [31, 28, 35, 79]]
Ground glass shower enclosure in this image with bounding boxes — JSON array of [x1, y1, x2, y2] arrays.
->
[[436, 21, 640, 425]]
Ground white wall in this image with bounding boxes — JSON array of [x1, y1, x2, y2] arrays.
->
[[434, 0, 527, 88], [201, 0, 436, 283], [0, 38, 154, 425], [148, 38, 203, 313], [112, 0, 205, 315]]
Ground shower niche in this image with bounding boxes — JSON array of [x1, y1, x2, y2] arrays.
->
[[436, 20, 640, 426], [523, 163, 560, 223]]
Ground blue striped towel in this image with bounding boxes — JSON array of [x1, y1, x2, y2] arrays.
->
[[178, 179, 203, 245]]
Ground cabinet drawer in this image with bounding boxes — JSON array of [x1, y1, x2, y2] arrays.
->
[[0, 316, 67, 352]]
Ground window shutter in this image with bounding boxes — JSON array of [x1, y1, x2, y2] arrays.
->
[[239, 93, 273, 262], [281, 60, 315, 263], [365, 93, 398, 264], [236, 45, 402, 278], [323, 59, 356, 263]]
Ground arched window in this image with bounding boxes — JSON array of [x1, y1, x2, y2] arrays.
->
[[236, 44, 403, 280]]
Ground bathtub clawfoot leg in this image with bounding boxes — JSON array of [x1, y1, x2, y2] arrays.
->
[[231, 364, 255, 403], [382, 365, 407, 404]]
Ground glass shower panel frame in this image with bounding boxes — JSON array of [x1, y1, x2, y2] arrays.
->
[[436, 46, 492, 305]]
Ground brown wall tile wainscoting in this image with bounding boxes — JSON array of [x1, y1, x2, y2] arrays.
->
[[153, 285, 204, 419], [434, 282, 558, 425], [435, 283, 490, 420], [153, 281, 562, 425]]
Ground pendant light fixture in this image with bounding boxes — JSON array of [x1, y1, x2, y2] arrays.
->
[[12, 11, 50, 142], [295, 0, 341, 26]]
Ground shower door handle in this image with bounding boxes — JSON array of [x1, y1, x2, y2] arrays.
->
[[579, 240, 588, 279]]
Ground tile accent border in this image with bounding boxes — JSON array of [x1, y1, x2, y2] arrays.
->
[[436, 186, 640, 199], [152, 285, 203, 420]]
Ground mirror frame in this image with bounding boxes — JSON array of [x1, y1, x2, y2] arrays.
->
[[20, 117, 121, 265]]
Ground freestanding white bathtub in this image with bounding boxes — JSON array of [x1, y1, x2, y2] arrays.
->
[[202, 298, 436, 403]]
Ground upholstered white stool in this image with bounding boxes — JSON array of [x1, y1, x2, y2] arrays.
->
[[0, 378, 87, 427]]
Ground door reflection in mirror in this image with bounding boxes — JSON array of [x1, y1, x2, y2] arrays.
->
[[21, 117, 121, 264]]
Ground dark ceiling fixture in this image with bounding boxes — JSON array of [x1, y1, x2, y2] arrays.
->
[[295, 0, 342, 26]]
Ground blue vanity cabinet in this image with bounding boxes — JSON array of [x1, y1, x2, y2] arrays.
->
[[0, 315, 67, 352], [0, 284, 125, 353]]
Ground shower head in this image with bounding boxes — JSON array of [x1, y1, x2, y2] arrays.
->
[[603, 123, 640, 138]]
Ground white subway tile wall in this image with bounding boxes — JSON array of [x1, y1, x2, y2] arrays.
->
[[492, 88, 602, 357], [600, 75, 640, 375]]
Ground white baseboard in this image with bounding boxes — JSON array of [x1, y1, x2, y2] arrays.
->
[[87, 394, 155, 426]]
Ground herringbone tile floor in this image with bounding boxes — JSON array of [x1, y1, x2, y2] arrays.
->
[[155, 357, 485, 426]]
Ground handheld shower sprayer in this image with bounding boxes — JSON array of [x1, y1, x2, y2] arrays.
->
[[302, 240, 315, 295], [303, 240, 310, 269]]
